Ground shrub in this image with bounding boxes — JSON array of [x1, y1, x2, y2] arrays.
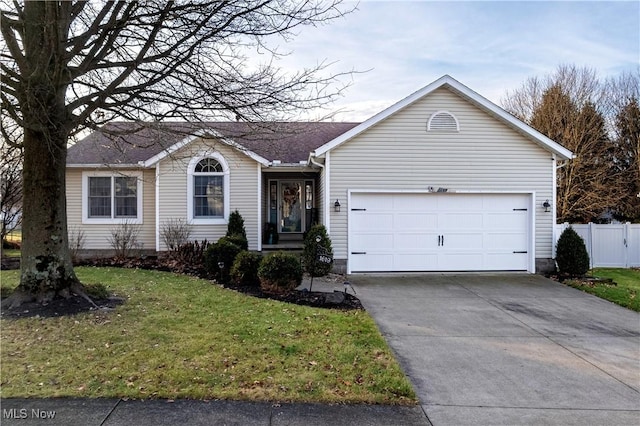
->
[[230, 251, 262, 287], [556, 226, 590, 277], [169, 240, 209, 274], [160, 218, 192, 251], [226, 210, 247, 240], [108, 221, 142, 258], [204, 237, 243, 283], [258, 252, 303, 295], [225, 233, 249, 251], [302, 224, 333, 277]]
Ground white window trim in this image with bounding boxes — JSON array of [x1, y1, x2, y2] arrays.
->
[[82, 171, 144, 224], [187, 153, 230, 225]]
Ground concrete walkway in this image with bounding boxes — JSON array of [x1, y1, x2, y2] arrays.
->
[[351, 273, 640, 426], [0, 398, 428, 425]]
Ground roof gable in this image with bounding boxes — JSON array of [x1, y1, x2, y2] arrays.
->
[[312, 75, 573, 160]]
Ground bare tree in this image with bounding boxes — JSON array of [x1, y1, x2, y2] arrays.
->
[[0, 138, 22, 259], [502, 64, 634, 223], [0, 0, 352, 307]]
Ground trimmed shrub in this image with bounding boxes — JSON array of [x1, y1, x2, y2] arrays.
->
[[225, 233, 249, 251], [226, 210, 247, 240], [204, 237, 243, 283], [302, 224, 333, 277], [230, 251, 263, 287], [556, 226, 590, 277], [258, 252, 303, 295]]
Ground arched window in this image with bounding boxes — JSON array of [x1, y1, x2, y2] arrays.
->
[[427, 111, 460, 132], [187, 154, 229, 223]]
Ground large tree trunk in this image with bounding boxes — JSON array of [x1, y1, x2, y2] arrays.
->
[[15, 127, 80, 305]]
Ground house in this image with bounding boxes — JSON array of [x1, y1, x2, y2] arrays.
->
[[66, 75, 573, 273]]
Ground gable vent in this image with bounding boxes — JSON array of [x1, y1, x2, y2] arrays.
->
[[427, 111, 459, 132]]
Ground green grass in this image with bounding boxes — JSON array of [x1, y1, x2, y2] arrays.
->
[[565, 268, 640, 312], [0, 267, 416, 404]]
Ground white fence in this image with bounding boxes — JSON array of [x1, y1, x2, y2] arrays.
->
[[554, 223, 640, 268]]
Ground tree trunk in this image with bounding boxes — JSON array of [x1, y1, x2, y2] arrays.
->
[[10, 127, 80, 306]]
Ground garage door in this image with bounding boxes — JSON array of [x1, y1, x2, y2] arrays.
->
[[349, 192, 531, 272]]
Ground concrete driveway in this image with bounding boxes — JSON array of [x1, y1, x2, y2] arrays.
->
[[351, 274, 640, 426]]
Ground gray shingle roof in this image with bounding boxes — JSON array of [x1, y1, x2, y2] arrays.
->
[[67, 121, 360, 166]]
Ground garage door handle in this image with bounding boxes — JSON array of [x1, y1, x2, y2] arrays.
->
[[351, 252, 367, 255], [351, 208, 366, 211], [513, 208, 527, 211], [513, 251, 527, 254]]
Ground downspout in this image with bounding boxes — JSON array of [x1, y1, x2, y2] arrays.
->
[[309, 153, 328, 232]]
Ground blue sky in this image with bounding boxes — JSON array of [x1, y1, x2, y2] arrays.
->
[[275, 1, 640, 121]]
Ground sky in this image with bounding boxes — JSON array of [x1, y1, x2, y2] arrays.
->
[[272, 0, 640, 121]]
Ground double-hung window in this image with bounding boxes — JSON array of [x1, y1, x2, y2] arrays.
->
[[83, 172, 143, 223]]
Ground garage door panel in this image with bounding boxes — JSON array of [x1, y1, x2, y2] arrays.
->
[[351, 213, 393, 231], [395, 233, 439, 250], [395, 213, 438, 230], [349, 193, 531, 272], [485, 232, 528, 249], [442, 233, 483, 250], [351, 233, 393, 250], [486, 212, 527, 229], [439, 213, 484, 230], [485, 252, 528, 270], [438, 253, 484, 271], [394, 254, 438, 271], [350, 254, 393, 272]]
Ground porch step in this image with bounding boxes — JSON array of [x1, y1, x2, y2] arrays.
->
[[262, 242, 304, 252]]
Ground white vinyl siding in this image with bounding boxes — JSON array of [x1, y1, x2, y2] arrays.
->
[[157, 138, 260, 250], [66, 168, 156, 250], [328, 87, 554, 263]]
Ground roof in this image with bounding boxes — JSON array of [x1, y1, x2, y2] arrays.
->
[[67, 121, 360, 166], [312, 75, 574, 160]]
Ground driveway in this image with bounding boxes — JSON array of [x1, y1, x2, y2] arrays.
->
[[351, 274, 640, 425]]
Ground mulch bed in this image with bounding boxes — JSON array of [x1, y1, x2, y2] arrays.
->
[[1, 255, 362, 319]]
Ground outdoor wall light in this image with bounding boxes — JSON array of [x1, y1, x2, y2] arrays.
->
[[334, 199, 341, 212], [543, 199, 551, 212]]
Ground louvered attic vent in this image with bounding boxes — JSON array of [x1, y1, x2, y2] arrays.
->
[[427, 111, 459, 132]]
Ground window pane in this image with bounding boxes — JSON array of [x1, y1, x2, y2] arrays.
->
[[114, 177, 137, 218], [194, 175, 223, 217], [195, 158, 222, 173], [88, 177, 111, 217], [89, 177, 111, 196]]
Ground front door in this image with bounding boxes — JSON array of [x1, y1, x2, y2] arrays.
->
[[279, 181, 303, 233]]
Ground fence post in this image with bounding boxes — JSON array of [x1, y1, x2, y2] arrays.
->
[[625, 222, 630, 268], [588, 222, 595, 270]]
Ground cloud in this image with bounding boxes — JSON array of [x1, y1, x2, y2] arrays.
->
[[269, 1, 640, 121]]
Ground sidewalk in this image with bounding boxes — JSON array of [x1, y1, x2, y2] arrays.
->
[[1, 398, 430, 425]]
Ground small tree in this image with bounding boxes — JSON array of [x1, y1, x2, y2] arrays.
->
[[556, 226, 590, 277], [303, 224, 333, 277], [226, 210, 247, 240]]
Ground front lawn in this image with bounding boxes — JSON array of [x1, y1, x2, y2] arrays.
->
[[0, 267, 416, 404], [565, 268, 640, 312]]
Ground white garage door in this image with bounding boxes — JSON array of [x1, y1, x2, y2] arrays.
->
[[349, 192, 531, 272]]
